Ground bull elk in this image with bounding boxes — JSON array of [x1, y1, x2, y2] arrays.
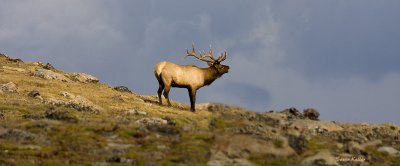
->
[[154, 44, 230, 112]]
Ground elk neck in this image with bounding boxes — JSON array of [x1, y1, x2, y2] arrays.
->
[[202, 66, 221, 86]]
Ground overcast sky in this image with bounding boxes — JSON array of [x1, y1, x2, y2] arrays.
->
[[1, 1, 399, 124]]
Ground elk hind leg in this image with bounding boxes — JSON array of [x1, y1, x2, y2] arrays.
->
[[163, 84, 172, 106], [157, 83, 164, 105]]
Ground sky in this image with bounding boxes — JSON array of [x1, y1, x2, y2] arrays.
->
[[1, 1, 399, 124]]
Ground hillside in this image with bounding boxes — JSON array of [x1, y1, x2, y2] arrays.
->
[[0, 53, 399, 166]]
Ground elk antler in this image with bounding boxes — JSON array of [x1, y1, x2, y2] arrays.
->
[[216, 51, 227, 62], [186, 44, 227, 63], [185, 43, 214, 63], [202, 45, 227, 63]]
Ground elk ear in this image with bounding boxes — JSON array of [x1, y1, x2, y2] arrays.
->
[[207, 62, 214, 66]]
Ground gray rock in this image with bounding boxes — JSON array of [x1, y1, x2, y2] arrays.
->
[[43, 92, 102, 113], [27, 90, 40, 98], [0, 82, 18, 93], [128, 109, 147, 115], [163, 116, 177, 126], [34, 69, 71, 82], [136, 118, 167, 126], [303, 108, 320, 120], [60, 91, 74, 98], [42, 98, 65, 106], [64, 95, 101, 113], [66, 73, 99, 83], [106, 156, 135, 164], [281, 107, 305, 119], [113, 86, 132, 93], [377, 146, 400, 156], [43, 63, 56, 71]]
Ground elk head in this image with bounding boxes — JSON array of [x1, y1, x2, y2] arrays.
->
[[186, 44, 230, 75]]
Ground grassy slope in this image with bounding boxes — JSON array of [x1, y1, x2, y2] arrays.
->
[[1, 55, 399, 165]]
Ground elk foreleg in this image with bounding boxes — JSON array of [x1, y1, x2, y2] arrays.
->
[[188, 88, 197, 112]]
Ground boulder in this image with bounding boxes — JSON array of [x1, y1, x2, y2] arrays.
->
[[0, 82, 18, 93], [303, 108, 320, 120], [377, 146, 400, 156], [34, 69, 71, 82], [66, 73, 99, 83], [127, 109, 147, 115]]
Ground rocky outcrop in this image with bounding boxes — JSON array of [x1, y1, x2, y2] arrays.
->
[[65, 73, 99, 83], [303, 108, 320, 120], [34, 69, 71, 82], [289, 119, 343, 132], [0, 82, 18, 93], [42, 92, 102, 113]]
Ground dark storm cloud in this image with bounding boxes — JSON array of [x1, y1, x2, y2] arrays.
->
[[276, 1, 400, 79], [1, 1, 399, 124]]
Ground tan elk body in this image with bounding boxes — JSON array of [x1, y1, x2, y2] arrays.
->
[[154, 44, 229, 112]]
